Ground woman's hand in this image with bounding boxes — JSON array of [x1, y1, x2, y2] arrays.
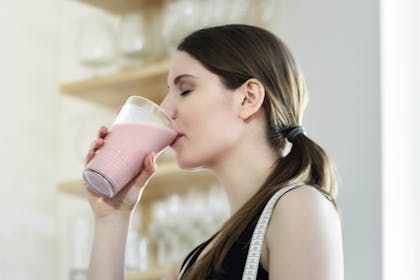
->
[[84, 126, 157, 221]]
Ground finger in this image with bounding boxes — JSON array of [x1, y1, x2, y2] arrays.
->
[[144, 152, 157, 173], [90, 138, 104, 150], [94, 138, 104, 149], [86, 138, 104, 165], [98, 126, 108, 138], [85, 150, 94, 164], [132, 152, 156, 186]]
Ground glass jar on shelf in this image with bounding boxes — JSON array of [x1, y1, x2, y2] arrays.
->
[[117, 12, 155, 69], [75, 18, 117, 77]]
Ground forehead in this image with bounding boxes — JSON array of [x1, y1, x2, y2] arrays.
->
[[168, 51, 214, 85]]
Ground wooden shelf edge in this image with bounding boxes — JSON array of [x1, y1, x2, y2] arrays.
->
[[76, 0, 163, 14], [59, 60, 170, 106], [126, 267, 168, 280], [60, 60, 170, 94]]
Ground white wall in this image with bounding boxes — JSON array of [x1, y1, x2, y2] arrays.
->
[[57, 2, 117, 279], [268, 1, 382, 279], [381, 0, 420, 279], [0, 1, 60, 279]]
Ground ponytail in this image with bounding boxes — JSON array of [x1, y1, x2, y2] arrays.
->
[[183, 131, 338, 279], [267, 131, 338, 207]]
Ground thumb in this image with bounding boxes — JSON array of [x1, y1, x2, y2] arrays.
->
[[132, 152, 157, 187]]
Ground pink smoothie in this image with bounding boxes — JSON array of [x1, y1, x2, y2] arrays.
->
[[83, 122, 177, 197]]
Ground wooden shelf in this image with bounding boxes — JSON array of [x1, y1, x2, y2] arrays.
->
[[76, 0, 163, 14], [60, 60, 170, 107], [58, 161, 219, 202], [126, 267, 168, 280]]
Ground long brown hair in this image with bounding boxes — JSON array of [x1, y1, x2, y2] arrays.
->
[[177, 24, 338, 279]]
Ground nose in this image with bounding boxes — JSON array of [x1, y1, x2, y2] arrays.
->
[[160, 94, 176, 120]]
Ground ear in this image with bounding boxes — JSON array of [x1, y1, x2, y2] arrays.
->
[[234, 78, 265, 120]]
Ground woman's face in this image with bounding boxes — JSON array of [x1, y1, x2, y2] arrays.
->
[[160, 51, 243, 169]]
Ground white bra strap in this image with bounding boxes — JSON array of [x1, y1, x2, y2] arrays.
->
[[242, 183, 305, 280]]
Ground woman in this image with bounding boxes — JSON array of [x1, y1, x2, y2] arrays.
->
[[86, 24, 344, 280]]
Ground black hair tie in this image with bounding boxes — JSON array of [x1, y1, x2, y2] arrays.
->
[[286, 126, 306, 142]]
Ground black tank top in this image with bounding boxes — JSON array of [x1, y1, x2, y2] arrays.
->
[[179, 215, 269, 279], [179, 184, 332, 279]]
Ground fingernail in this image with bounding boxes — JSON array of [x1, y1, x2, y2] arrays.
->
[[152, 153, 157, 169]]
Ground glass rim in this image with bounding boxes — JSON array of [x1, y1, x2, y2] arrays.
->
[[126, 95, 176, 128]]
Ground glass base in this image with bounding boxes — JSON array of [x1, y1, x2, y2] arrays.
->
[[83, 169, 114, 198]]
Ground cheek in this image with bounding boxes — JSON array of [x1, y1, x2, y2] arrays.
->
[[177, 100, 241, 167], [193, 93, 239, 143]]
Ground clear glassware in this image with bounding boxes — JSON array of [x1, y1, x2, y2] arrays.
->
[[228, 0, 251, 24], [138, 236, 151, 271], [198, 0, 212, 27], [260, 0, 274, 25], [125, 228, 140, 271], [83, 96, 177, 198], [178, 0, 200, 35], [148, 185, 229, 267], [210, 0, 230, 26], [184, 190, 210, 242], [161, 0, 201, 57], [149, 200, 171, 267], [161, 0, 182, 57], [75, 18, 116, 76], [207, 186, 230, 227], [117, 12, 152, 69]]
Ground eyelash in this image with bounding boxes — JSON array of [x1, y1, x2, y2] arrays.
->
[[180, 90, 191, 96]]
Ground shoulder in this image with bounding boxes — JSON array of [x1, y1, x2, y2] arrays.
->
[[266, 184, 341, 241], [270, 184, 337, 219], [265, 185, 343, 279]]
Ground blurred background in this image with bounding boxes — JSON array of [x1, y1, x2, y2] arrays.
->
[[0, 0, 418, 279]]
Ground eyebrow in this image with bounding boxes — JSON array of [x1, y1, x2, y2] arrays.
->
[[172, 74, 198, 87]]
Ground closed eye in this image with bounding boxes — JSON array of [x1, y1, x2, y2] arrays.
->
[[180, 90, 191, 96]]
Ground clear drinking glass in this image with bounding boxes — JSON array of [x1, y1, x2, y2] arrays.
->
[[83, 96, 177, 198]]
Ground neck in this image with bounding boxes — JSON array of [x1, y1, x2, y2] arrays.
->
[[208, 135, 279, 215]]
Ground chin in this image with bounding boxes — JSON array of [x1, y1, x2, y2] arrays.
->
[[175, 154, 207, 170]]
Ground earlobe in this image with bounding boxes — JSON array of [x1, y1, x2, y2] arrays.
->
[[238, 78, 265, 120]]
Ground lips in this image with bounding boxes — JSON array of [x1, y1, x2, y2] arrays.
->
[[170, 134, 184, 147]]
